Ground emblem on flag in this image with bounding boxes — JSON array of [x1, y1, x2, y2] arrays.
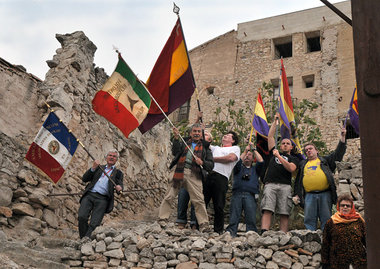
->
[[25, 112, 78, 184]]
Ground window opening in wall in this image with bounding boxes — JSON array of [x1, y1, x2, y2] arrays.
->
[[206, 86, 215, 95], [270, 76, 293, 97], [302, 74, 315, 88], [177, 100, 190, 122], [305, 31, 321, 52], [273, 36, 292, 59]]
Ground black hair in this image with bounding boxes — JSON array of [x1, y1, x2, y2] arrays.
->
[[228, 131, 239, 146]]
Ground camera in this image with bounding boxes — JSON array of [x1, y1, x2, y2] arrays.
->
[[242, 174, 250, 180]]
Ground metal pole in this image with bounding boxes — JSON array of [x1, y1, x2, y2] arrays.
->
[[174, 4, 205, 140], [274, 60, 282, 150], [47, 187, 165, 197], [320, 0, 352, 26], [44, 102, 119, 190]]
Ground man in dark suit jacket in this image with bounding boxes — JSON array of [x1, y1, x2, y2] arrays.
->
[[78, 149, 123, 239]]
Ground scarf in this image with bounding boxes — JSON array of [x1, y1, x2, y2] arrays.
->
[[331, 202, 365, 224], [173, 139, 203, 185]]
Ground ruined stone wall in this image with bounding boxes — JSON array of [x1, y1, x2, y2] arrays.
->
[[0, 31, 171, 240], [336, 153, 364, 216], [187, 31, 238, 126]]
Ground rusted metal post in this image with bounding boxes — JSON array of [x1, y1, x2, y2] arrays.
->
[[351, 0, 380, 267], [320, 0, 352, 26]]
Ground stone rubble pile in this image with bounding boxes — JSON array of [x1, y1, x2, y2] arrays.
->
[[336, 154, 364, 216], [66, 222, 323, 269]]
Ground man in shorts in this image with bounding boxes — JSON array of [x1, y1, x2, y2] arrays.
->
[[260, 115, 299, 233]]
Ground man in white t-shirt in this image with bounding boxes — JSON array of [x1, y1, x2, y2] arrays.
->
[[203, 131, 241, 234]]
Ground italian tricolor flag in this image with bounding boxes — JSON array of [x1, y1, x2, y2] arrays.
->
[[92, 55, 151, 138]]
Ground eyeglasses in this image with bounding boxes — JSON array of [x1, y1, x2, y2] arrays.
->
[[340, 204, 352, 208]]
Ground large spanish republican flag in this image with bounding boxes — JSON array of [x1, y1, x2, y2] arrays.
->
[[138, 18, 196, 133], [252, 92, 269, 137], [92, 54, 151, 138], [25, 112, 78, 184], [278, 59, 303, 156], [348, 86, 359, 135], [252, 92, 271, 179]]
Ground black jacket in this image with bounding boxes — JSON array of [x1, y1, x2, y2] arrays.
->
[[169, 137, 214, 180], [295, 141, 346, 207], [80, 165, 124, 213]]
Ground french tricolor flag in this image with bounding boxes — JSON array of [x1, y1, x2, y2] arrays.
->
[[25, 112, 78, 184]]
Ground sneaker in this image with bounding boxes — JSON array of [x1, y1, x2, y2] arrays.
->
[[199, 223, 212, 233], [191, 224, 197, 230]]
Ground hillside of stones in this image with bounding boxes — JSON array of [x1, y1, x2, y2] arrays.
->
[[0, 31, 364, 268]]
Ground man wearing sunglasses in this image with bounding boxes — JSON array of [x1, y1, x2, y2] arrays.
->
[[294, 127, 347, 231]]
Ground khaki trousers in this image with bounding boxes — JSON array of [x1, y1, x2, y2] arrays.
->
[[158, 168, 209, 225]]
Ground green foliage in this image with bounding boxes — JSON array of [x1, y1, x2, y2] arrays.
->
[[207, 81, 328, 230], [260, 81, 277, 123], [259, 81, 328, 154], [171, 119, 190, 139], [175, 81, 326, 154], [210, 99, 252, 151], [294, 99, 328, 154]]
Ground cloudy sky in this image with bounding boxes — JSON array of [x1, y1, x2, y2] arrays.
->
[[0, 0, 344, 81]]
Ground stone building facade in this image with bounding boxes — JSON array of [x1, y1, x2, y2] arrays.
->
[[182, 1, 356, 150]]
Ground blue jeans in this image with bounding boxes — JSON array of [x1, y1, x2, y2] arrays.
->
[[226, 192, 257, 237], [177, 188, 197, 226], [304, 191, 332, 231]]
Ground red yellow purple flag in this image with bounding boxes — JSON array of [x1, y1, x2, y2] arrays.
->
[[348, 86, 359, 135], [252, 92, 269, 137], [138, 18, 196, 133], [278, 59, 303, 156], [92, 54, 151, 138]]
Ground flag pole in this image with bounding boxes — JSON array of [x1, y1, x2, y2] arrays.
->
[[173, 3, 205, 139], [138, 78, 201, 164], [44, 102, 120, 191], [47, 187, 165, 197], [249, 121, 254, 144], [111, 51, 198, 163], [343, 110, 349, 128], [274, 59, 283, 150], [249, 88, 262, 144]]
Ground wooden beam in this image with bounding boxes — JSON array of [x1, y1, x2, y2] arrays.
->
[[351, 0, 380, 267]]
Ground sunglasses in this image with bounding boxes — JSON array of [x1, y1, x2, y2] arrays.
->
[[340, 204, 352, 208]]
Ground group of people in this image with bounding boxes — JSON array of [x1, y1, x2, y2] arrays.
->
[[76, 114, 367, 268]]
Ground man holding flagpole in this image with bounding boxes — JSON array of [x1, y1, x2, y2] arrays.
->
[[260, 113, 299, 233], [294, 127, 346, 231], [204, 131, 241, 234], [158, 124, 214, 233], [78, 149, 123, 240]]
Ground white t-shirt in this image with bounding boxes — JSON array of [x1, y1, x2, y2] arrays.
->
[[210, 145, 241, 179]]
